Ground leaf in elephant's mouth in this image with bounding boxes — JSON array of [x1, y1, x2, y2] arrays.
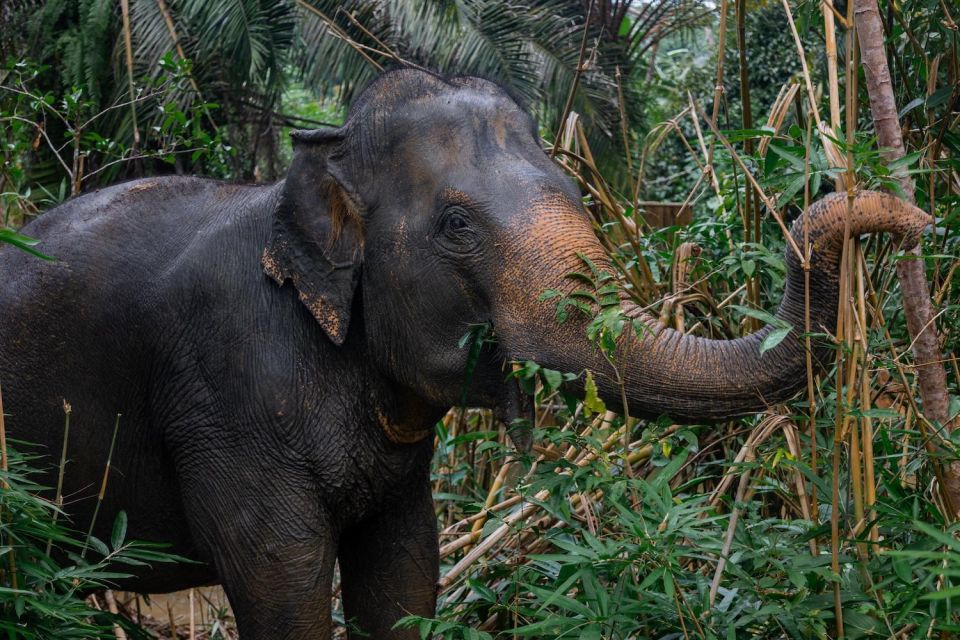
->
[[495, 369, 534, 453]]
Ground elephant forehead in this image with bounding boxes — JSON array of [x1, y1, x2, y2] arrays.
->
[[399, 90, 529, 133], [386, 102, 534, 165]]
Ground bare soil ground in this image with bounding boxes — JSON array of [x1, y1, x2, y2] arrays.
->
[[113, 587, 238, 639]]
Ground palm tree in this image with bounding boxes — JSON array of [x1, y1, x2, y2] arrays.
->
[[3, 0, 709, 188]]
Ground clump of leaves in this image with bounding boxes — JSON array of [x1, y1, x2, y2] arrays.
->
[[0, 443, 184, 638]]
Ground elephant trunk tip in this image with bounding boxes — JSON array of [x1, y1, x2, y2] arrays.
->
[[794, 190, 932, 262]]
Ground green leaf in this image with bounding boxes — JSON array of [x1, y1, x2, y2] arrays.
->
[[760, 326, 792, 354], [0, 228, 53, 260], [578, 625, 602, 640], [86, 536, 109, 557], [898, 96, 926, 118], [111, 511, 128, 551], [542, 368, 563, 391], [926, 84, 955, 109], [583, 370, 606, 416], [729, 304, 781, 327], [921, 585, 960, 601], [888, 151, 923, 170]]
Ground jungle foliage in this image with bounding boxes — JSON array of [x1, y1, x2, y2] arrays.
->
[[1, 0, 959, 638], [0, 438, 184, 639]]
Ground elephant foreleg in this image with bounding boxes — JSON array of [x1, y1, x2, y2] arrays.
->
[[221, 537, 336, 639], [176, 462, 336, 639], [338, 482, 439, 639]]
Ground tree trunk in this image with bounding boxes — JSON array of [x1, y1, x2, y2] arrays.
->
[[854, 0, 958, 515]]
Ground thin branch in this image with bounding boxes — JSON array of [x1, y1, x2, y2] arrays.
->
[[551, 0, 596, 157]]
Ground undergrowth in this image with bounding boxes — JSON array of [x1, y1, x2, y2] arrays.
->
[[0, 442, 182, 639]]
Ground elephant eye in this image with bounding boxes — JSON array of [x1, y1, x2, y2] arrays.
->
[[442, 206, 471, 233], [436, 205, 481, 254], [447, 212, 468, 231]]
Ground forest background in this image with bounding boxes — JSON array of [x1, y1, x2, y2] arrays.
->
[[0, 0, 958, 638]]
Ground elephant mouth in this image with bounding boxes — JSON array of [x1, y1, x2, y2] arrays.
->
[[493, 365, 535, 454]]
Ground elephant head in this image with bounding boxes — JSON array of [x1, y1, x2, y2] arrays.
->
[[263, 68, 931, 443]]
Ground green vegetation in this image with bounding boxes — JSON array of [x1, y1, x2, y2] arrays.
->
[[2, 0, 959, 637], [0, 441, 182, 638]]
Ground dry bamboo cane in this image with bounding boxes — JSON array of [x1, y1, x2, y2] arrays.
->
[[828, 4, 859, 631], [119, 0, 139, 148], [439, 425, 674, 584], [802, 113, 820, 556], [104, 589, 128, 640], [821, 0, 844, 192], [687, 93, 722, 197], [45, 402, 71, 556], [462, 460, 513, 553], [440, 413, 607, 539], [709, 451, 753, 607], [854, 0, 958, 517], [735, 0, 762, 330], [782, 420, 816, 531], [707, 0, 730, 154], [823, 0, 842, 132], [82, 413, 122, 559], [551, 0, 595, 158], [855, 250, 879, 545], [781, 0, 848, 188], [845, 251, 869, 569], [443, 438, 661, 592]]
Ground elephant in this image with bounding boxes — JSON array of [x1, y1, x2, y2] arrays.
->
[[0, 68, 930, 638]]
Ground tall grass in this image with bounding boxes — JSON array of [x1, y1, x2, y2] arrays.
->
[[0, 388, 184, 638]]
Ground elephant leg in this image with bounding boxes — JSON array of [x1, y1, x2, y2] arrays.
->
[[338, 482, 439, 639], [219, 536, 336, 639], [177, 466, 336, 639]]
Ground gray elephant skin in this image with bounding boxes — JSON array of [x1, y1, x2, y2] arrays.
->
[[0, 68, 930, 638]]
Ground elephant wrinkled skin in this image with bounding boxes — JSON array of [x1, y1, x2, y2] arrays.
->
[[0, 69, 930, 638]]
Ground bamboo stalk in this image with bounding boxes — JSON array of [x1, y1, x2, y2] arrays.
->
[[758, 83, 801, 158], [781, 0, 848, 186], [735, 0, 761, 330], [465, 460, 513, 550], [46, 401, 71, 556], [854, 0, 957, 517], [856, 248, 878, 544], [822, 0, 843, 191], [104, 589, 128, 640], [709, 446, 754, 606], [801, 112, 821, 554], [823, 0, 841, 132], [189, 588, 195, 640], [119, 0, 139, 147], [781, 0, 823, 129], [551, 0, 595, 158], [687, 93, 722, 197], [708, 0, 730, 145], [82, 413, 122, 558]]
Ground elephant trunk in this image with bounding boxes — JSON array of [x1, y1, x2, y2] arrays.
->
[[498, 191, 930, 422]]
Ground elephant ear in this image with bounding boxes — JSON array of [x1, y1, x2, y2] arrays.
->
[[262, 127, 363, 345]]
